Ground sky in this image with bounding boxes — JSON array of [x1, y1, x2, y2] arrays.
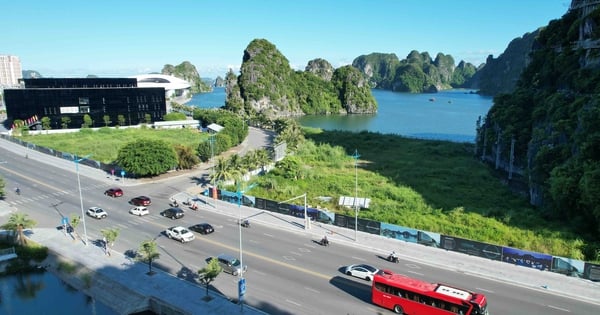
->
[[2, 0, 571, 79]]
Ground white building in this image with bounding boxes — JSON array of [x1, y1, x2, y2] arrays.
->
[[130, 74, 191, 99], [0, 55, 22, 88]]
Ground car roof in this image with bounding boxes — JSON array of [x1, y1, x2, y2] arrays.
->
[[351, 264, 378, 271], [169, 207, 183, 212], [217, 253, 236, 260]]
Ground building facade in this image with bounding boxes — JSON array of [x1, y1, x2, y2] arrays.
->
[[0, 55, 22, 88], [4, 78, 167, 129]]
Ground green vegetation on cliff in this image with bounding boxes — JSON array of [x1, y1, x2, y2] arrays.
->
[[162, 61, 211, 94], [480, 9, 600, 256], [225, 38, 377, 118]]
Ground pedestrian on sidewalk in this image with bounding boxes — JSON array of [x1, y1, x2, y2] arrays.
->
[[103, 236, 109, 256]]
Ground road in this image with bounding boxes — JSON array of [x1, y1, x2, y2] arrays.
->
[[1, 131, 599, 314]]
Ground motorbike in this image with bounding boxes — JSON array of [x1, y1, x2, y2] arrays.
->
[[241, 220, 250, 228], [387, 254, 399, 263], [183, 199, 192, 206], [169, 201, 179, 207], [189, 203, 199, 211], [319, 238, 330, 246], [15, 188, 20, 195]]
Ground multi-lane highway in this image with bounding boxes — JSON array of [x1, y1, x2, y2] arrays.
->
[[1, 138, 599, 314]]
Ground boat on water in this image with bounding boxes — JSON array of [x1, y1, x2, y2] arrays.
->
[[429, 98, 435, 102]]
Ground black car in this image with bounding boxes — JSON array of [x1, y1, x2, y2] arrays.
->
[[189, 223, 214, 235], [161, 207, 184, 219]]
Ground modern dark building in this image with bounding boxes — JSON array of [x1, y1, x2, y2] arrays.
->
[[4, 78, 167, 129]]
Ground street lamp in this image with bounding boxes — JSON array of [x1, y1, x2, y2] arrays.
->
[[74, 154, 92, 246], [236, 182, 256, 309], [280, 193, 309, 230], [351, 149, 360, 241]]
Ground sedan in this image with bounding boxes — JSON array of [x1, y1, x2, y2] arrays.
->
[[130, 196, 151, 206], [129, 206, 149, 216], [189, 223, 214, 235], [344, 264, 378, 281], [87, 207, 108, 219], [104, 187, 123, 197]]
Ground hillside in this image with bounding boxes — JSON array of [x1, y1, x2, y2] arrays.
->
[[224, 39, 377, 118], [162, 61, 212, 93], [478, 5, 600, 255]]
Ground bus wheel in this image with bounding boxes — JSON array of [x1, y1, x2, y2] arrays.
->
[[393, 305, 404, 314]]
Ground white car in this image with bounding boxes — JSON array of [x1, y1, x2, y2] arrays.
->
[[344, 264, 379, 281], [87, 207, 108, 219], [165, 226, 195, 243], [129, 206, 149, 216]]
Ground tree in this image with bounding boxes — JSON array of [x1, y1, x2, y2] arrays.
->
[[103, 115, 112, 126], [174, 144, 200, 170], [82, 114, 93, 128], [1, 212, 37, 245], [255, 148, 272, 174], [117, 114, 125, 126], [61, 116, 71, 129], [144, 113, 151, 124], [41, 116, 52, 130], [116, 139, 178, 177], [211, 157, 238, 185], [136, 240, 160, 275], [197, 257, 222, 299], [100, 228, 120, 256], [70, 214, 82, 240]]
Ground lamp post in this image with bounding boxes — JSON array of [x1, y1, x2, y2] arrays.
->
[[351, 149, 360, 241], [237, 182, 256, 309], [74, 154, 92, 246], [280, 193, 309, 230]]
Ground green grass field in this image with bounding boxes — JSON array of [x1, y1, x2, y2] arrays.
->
[[21, 127, 208, 163], [18, 127, 594, 260]]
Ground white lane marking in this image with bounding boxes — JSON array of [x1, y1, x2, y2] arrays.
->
[[286, 299, 301, 306], [290, 251, 301, 256], [305, 287, 320, 294], [547, 305, 570, 312], [407, 270, 424, 276], [263, 233, 274, 238], [405, 263, 420, 269], [476, 287, 494, 293], [253, 270, 267, 276], [351, 256, 365, 261]]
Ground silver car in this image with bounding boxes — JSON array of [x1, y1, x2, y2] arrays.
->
[[216, 254, 247, 276]]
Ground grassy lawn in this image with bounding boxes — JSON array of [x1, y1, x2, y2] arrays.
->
[[21, 127, 209, 163], [16, 127, 593, 260], [245, 129, 590, 260]]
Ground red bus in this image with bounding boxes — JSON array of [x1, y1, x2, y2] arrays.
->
[[372, 270, 489, 315]]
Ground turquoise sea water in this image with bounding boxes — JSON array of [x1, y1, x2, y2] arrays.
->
[[0, 271, 118, 315], [188, 87, 493, 143]]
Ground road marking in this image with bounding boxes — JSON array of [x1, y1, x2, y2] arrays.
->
[[407, 270, 424, 276], [263, 233, 274, 237], [547, 305, 570, 312], [285, 299, 301, 306], [298, 247, 310, 253], [475, 287, 494, 293], [304, 287, 320, 294], [283, 255, 296, 261], [290, 251, 301, 256], [405, 263, 420, 269], [351, 256, 365, 261]]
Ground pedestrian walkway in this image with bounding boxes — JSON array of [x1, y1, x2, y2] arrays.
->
[[24, 226, 266, 315]]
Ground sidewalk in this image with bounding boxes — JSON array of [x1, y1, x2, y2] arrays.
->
[[173, 190, 600, 308], [24, 226, 266, 315]]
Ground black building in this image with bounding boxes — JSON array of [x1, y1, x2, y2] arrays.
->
[[4, 78, 167, 129]]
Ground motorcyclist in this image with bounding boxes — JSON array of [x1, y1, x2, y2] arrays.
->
[[15, 187, 20, 195], [389, 250, 398, 262], [321, 235, 329, 246]]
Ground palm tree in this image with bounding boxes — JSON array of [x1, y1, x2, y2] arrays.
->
[[1, 212, 36, 245], [211, 157, 236, 185], [136, 240, 160, 275], [254, 148, 272, 174]]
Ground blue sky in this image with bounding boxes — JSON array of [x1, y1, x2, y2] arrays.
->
[[2, 0, 569, 78]]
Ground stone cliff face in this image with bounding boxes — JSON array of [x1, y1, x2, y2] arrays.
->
[[225, 39, 377, 118], [353, 51, 476, 93], [471, 30, 539, 96], [162, 61, 211, 94]]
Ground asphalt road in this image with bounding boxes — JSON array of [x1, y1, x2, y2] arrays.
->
[[1, 133, 599, 314]]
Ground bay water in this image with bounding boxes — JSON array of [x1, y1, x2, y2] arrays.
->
[[188, 87, 494, 142]]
